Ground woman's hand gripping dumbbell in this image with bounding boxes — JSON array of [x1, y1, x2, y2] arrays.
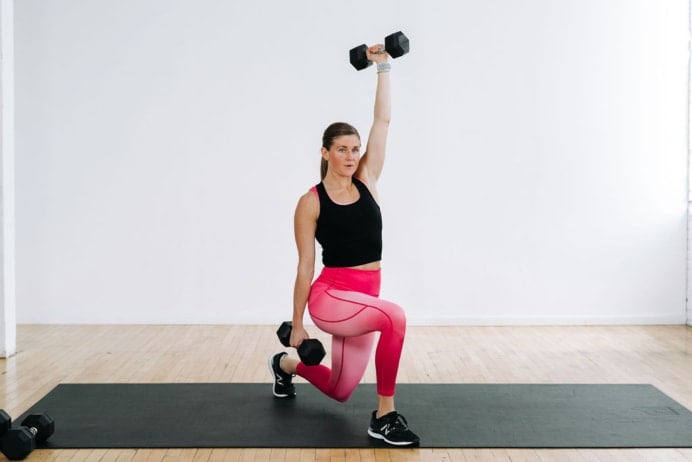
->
[[276, 321, 325, 366]]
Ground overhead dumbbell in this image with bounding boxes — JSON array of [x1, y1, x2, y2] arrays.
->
[[276, 321, 325, 366], [1, 413, 55, 460], [349, 31, 410, 71]]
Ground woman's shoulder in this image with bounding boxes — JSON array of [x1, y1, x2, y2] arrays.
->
[[353, 174, 380, 204], [296, 186, 320, 215]]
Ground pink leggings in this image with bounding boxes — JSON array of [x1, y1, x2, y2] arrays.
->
[[295, 266, 407, 402]]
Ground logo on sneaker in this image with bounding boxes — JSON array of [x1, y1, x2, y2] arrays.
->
[[368, 411, 420, 446], [269, 353, 295, 398]]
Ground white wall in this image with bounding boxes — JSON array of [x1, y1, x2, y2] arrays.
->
[[15, 0, 689, 325], [0, 0, 16, 355]]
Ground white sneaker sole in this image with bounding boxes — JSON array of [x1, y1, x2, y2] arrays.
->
[[367, 428, 419, 446]]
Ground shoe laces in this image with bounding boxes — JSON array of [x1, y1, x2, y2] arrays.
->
[[381, 412, 409, 434]]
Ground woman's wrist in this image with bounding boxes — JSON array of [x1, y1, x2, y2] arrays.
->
[[376, 62, 391, 73]]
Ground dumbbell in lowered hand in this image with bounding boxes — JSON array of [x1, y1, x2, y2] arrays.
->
[[349, 31, 410, 71], [0, 412, 55, 460], [276, 321, 325, 366]]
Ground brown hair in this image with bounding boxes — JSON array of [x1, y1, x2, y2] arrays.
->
[[320, 122, 360, 180]]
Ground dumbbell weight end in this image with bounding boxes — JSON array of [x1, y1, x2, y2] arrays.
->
[[1, 428, 37, 460], [0, 409, 11, 436], [21, 414, 55, 443], [297, 338, 326, 366], [276, 321, 326, 366], [385, 31, 409, 58], [349, 45, 373, 71]]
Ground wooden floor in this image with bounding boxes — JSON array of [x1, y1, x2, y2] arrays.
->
[[1, 324, 692, 461]]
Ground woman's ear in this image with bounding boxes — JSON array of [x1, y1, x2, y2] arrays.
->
[[320, 147, 329, 160]]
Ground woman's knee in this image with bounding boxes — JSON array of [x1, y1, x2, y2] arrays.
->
[[325, 379, 359, 402], [382, 301, 407, 334], [332, 388, 355, 402]]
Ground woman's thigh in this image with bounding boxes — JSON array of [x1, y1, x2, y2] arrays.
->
[[310, 288, 405, 337]]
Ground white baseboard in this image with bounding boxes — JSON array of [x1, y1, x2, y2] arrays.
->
[[404, 314, 687, 326]]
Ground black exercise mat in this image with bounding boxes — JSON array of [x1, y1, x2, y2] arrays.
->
[[16, 383, 692, 448]]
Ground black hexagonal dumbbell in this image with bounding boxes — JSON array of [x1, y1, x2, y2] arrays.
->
[[1, 413, 55, 460], [0, 409, 11, 438], [349, 31, 410, 71], [276, 321, 326, 366]]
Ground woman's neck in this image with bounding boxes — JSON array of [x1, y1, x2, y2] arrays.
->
[[323, 173, 354, 191]]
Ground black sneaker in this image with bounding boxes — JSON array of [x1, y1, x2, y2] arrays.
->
[[367, 410, 420, 446], [268, 352, 295, 398]]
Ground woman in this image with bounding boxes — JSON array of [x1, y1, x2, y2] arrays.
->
[[269, 43, 419, 447]]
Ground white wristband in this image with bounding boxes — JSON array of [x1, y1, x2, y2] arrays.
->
[[376, 62, 391, 73]]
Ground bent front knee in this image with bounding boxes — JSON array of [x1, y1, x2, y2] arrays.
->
[[388, 303, 407, 335]]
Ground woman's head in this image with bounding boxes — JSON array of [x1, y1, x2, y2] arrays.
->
[[321, 122, 361, 180]]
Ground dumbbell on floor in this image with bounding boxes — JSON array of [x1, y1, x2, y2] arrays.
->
[[349, 31, 410, 71], [276, 321, 325, 366], [0, 409, 10, 438], [1, 413, 55, 460]]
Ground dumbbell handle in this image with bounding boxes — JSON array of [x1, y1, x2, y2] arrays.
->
[[276, 321, 325, 365]]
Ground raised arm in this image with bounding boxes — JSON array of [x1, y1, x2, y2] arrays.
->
[[356, 44, 391, 187]]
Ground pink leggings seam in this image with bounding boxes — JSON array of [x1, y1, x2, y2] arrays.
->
[[312, 291, 396, 330]]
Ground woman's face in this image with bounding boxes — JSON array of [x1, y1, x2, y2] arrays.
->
[[322, 135, 361, 177]]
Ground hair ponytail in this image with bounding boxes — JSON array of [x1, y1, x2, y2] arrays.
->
[[320, 159, 329, 180]]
